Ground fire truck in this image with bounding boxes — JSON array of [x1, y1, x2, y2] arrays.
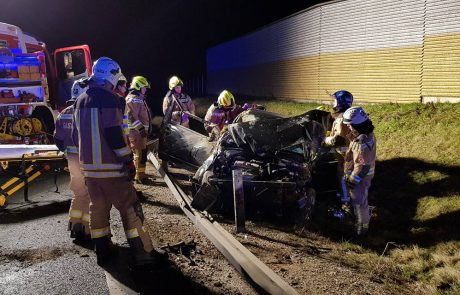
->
[[0, 22, 93, 207]]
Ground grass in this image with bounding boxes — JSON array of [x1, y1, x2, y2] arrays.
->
[[193, 97, 460, 294]]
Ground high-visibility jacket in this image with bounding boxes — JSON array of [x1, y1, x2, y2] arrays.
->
[[162, 91, 195, 124], [125, 92, 152, 149], [54, 105, 78, 154], [125, 93, 151, 133], [203, 104, 245, 133], [324, 113, 353, 154], [73, 86, 132, 178], [344, 132, 376, 183]]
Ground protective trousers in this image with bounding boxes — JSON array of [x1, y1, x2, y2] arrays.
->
[[336, 153, 348, 202], [349, 175, 373, 231], [67, 153, 90, 235], [85, 177, 153, 252], [133, 148, 147, 181]]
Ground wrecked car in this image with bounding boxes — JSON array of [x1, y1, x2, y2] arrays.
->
[[159, 108, 333, 225]]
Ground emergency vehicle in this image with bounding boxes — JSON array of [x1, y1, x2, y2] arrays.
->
[[0, 22, 93, 207]]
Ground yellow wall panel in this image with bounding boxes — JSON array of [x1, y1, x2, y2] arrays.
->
[[423, 33, 460, 98], [319, 46, 422, 103]]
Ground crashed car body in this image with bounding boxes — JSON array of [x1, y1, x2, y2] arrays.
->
[[159, 108, 333, 224]]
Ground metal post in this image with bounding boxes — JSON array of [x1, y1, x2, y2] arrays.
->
[[232, 169, 245, 232]]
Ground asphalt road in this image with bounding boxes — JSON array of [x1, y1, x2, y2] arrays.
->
[[0, 170, 112, 295], [0, 169, 225, 295]]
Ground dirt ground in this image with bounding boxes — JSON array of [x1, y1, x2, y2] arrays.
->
[[140, 165, 257, 295], [139, 163, 413, 295]]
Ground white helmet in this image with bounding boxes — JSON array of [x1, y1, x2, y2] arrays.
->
[[90, 57, 123, 87], [71, 78, 89, 99], [343, 106, 369, 125]]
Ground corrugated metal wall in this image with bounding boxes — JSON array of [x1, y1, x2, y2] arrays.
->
[[207, 8, 321, 100], [207, 0, 460, 103], [319, 0, 424, 103], [423, 0, 460, 102]]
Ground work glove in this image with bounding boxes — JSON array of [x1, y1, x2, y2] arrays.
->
[[344, 174, 359, 190], [324, 135, 347, 147], [172, 111, 181, 120], [181, 111, 189, 122], [242, 103, 252, 110], [208, 126, 220, 142], [334, 135, 347, 147], [123, 161, 136, 181]]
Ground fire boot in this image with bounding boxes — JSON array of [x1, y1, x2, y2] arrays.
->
[[94, 237, 118, 266], [69, 222, 91, 242], [128, 237, 155, 266], [136, 190, 147, 202]]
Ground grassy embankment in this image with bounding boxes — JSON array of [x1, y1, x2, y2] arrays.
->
[[194, 97, 460, 294]]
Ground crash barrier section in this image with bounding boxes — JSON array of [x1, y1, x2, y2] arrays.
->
[[148, 151, 299, 295]]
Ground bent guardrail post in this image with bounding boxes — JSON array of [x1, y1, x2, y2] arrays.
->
[[232, 169, 246, 233], [148, 151, 299, 295]]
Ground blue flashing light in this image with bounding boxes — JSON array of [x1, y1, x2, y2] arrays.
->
[[10, 48, 22, 55]]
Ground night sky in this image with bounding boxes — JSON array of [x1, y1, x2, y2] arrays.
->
[[1, 0, 322, 100]]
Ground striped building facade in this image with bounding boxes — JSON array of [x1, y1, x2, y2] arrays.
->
[[207, 0, 460, 103]]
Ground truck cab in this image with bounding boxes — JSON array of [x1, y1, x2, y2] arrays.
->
[[0, 22, 92, 146]]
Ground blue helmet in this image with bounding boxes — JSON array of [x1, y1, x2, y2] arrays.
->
[[332, 90, 353, 112]]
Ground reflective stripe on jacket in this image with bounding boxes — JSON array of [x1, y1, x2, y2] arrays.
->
[[74, 86, 132, 178], [54, 105, 78, 154], [204, 104, 244, 133], [125, 93, 152, 132], [162, 91, 195, 115], [344, 132, 376, 181]]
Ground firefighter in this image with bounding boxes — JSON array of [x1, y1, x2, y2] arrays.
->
[[162, 76, 195, 128], [54, 78, 90, 242], [115, 74, 128, 103], [204, 90, 250, 140], [125, 76, 152, 184], [115, 75, 129, 138], [342, 106, 376, 237], [73, 57, 161, 266], [323, 90, 354, 202]]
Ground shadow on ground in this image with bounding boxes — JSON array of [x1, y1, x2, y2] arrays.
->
[[105, 246, 216, 295], [310, 157, 460, 250], [0, 200, 71, 224]]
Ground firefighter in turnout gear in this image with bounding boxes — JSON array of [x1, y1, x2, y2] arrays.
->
[[162, 75, 195, 128], [73, 57, 160, 266], [54, 78, 90, 242], [343, 106, 376, 237], [125, 76, 152, 184], [323, 90, 354, 202], [204, 90, 250, 140]]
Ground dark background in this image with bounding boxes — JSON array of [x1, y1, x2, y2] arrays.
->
[[1, 0, 322, 101]]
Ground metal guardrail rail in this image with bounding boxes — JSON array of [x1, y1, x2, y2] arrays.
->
[[148, 152, 299, 295]]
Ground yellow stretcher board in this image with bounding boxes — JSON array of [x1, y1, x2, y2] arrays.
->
[[0, 144, 65, 207]]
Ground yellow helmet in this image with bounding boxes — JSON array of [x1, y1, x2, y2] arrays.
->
[[169, 76, 184, 90], [130, 76, 150, 91], [217, 90, 235, 107]]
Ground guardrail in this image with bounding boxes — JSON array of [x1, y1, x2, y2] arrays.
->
[[148, 152, 299, 295]]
